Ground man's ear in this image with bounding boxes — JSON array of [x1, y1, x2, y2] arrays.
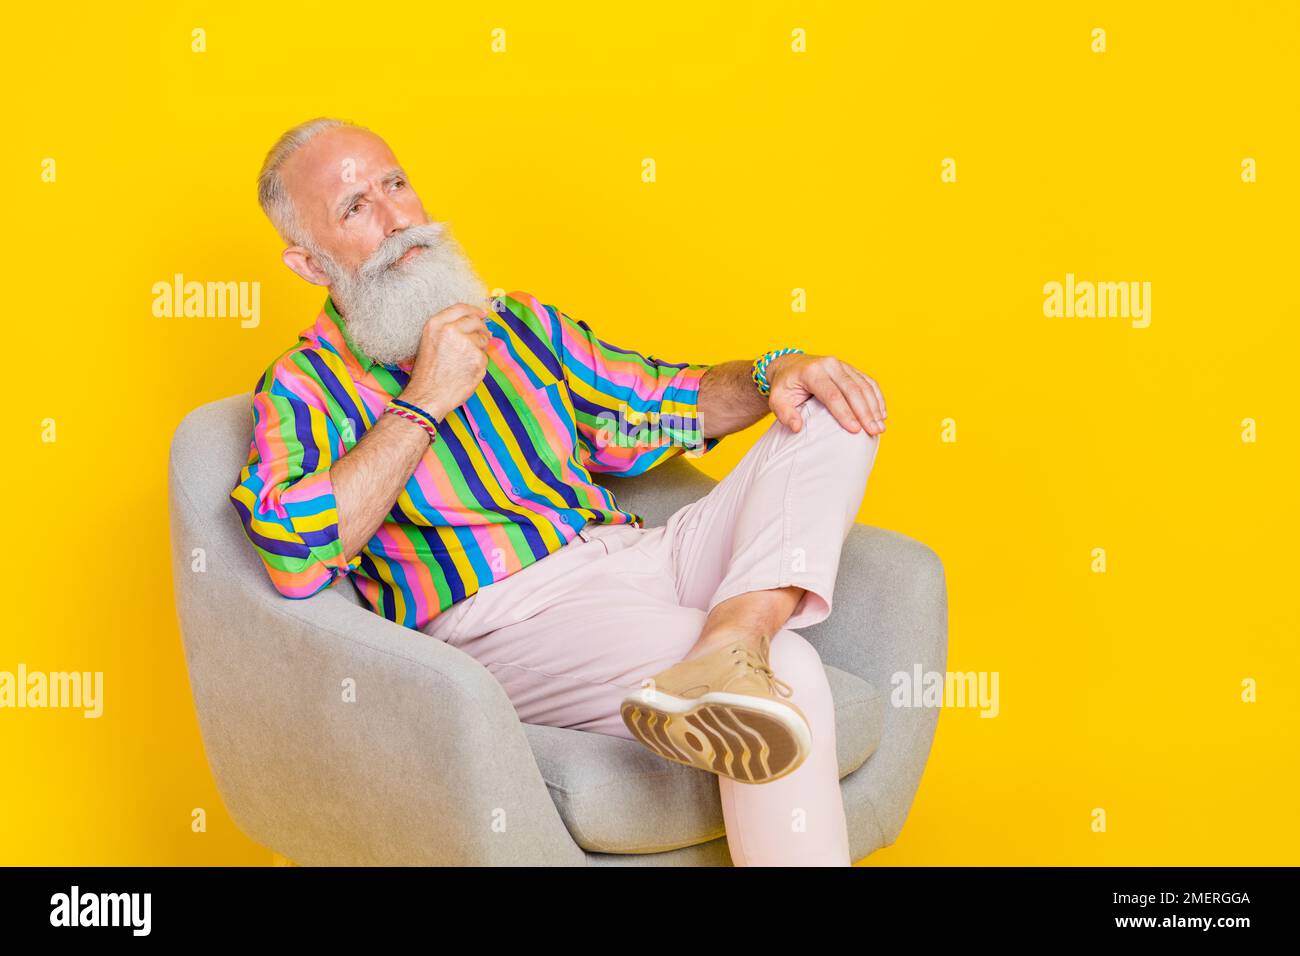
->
[[282, 246, 332, 286]]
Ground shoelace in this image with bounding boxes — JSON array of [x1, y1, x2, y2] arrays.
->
[[730, 646, 795, 698]]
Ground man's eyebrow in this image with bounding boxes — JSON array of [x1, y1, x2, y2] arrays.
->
[[334, 188, 367, 219], [332, 168, 408, 219]]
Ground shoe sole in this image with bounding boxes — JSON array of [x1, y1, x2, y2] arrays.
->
[[619, 689, 812, 784]]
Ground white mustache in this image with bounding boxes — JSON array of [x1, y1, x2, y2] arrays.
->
[[359, 222, 448, 277]]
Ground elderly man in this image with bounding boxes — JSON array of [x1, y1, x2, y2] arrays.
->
[[232, 117, 885, 866]]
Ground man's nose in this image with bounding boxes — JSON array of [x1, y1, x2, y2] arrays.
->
[[380, 196, 413, 235], [385, 213, 412, 236]]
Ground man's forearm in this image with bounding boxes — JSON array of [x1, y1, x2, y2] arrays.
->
[[331, 357, 774, 559], [696, 359, 776, 439], [332, 414, 433, 561]]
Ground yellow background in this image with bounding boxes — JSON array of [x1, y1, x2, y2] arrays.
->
[[3, 1, 1295, 865]]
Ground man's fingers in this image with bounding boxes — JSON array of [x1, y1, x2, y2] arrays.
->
[[838, 365, 885, 424], [768, 393, 804, 433], [816, 376, 866, 433], [862, 371, 886, 420], [826, 368, 881, 434], [452, 315, 490, 337], [848, 367, 886, 424], [430, 303, 488, 330], [845, 374, 883, 432]]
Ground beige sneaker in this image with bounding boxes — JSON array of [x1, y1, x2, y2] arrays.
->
[[619, 634, 811, 784]]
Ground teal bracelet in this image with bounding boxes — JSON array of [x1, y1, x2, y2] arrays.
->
[[751, 348, 803, 396]]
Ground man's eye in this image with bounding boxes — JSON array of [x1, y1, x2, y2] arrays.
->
[[346, 203, 363, 218], [391, 179, 405, 190]]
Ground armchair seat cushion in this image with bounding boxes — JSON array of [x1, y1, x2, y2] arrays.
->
[[521, 665, 883, 854]]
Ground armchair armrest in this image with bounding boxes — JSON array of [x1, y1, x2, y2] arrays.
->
[[169, 458, 584, 866], [800, 525, 949, 845]]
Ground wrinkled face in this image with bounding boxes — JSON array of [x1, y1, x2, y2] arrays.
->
[[279, 126, 488, 365], [281, 125, 430, 271]]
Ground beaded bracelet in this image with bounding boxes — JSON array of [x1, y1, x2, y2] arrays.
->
[[750, 347, 804, 396], [383, 398, 441, 444]]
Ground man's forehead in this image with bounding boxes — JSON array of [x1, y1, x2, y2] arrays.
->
[[286, 129, 401, 210]]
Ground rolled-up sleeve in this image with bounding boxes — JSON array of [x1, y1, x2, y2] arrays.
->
[[548, 303, 722, 476], [229, 360, 361, 598]]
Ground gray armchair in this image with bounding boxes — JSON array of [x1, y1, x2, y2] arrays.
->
[[168, 394, 947, 865]]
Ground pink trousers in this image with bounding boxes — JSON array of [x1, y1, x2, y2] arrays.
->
[[421, 396, 880, 865]]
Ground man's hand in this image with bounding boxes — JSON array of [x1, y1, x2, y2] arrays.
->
[[332, 303, 492, 562], [400, 303, 493, 419], [765, 353, 887, 436]]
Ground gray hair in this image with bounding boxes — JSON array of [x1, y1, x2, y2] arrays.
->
[[257, 116, 368, 246]]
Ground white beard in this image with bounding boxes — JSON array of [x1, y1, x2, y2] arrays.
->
[[318, 221, 489, 366]]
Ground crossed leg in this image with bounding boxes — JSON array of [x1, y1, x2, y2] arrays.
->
[[437, 396, 879, 865], [637, 394, 881, 864], [446, 582, 853, 865]]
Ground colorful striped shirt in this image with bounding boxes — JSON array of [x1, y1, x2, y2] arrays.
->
[[230, 291, 721, 631]]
